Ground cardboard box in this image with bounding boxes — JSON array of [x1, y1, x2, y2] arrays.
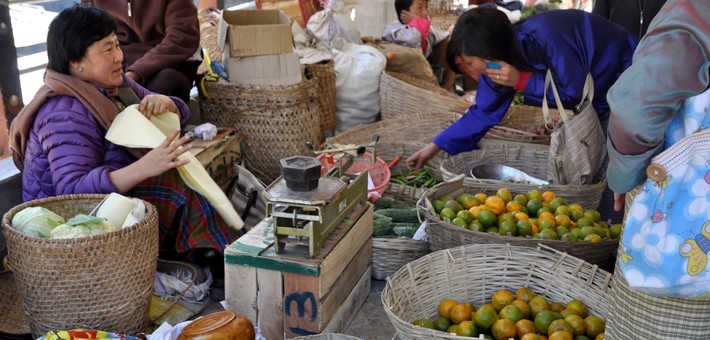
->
[[218, 9, 294, 58], [189, 128, 244, 190], [226, 52, 302, 86], [225, 204, 373, 339]]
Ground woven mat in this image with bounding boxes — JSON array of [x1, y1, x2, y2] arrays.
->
[[0, 271, 31, 337]]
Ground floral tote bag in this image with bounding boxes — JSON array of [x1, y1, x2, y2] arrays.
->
[[620, 88, 710, 298]]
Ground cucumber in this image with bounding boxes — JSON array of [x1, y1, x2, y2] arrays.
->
[[373, 217, 394, 237], [374, 196, 396, 210], [374, 208, 421, 223], [392, 222, 419, 238]]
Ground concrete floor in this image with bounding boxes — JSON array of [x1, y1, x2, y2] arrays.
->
[[342, 279, 397, 340]]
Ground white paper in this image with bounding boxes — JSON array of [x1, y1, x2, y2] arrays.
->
[[96, 192, 134, 228]]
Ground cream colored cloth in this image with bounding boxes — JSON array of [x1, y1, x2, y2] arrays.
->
[[106, 104, 244, 230]]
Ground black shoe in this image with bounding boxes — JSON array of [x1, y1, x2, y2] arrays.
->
[[187, 248, 225, 282]]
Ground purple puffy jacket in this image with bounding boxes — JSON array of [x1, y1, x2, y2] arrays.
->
[[21, 79, 190, 201]]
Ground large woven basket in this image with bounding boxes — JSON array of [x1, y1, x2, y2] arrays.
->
[[440, 140, 607, 210], [291, 333, 360, 340], [485, 105, 567, 145], [372, 184, 430, 281], [606, 249, 710, 339], [379, 72, 469, 121], [1, 194, 159, 338], [419, 175, 619, 266], [304, 60, 337, 139], [200, 77, 323, 183], [382, 243, 613, 340]]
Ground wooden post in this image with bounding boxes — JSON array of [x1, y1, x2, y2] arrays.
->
[[0, 2, 24, 127]]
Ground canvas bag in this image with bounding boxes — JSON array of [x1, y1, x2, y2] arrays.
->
[[542, 70, 606, 185], [619, 88, 710, 299]]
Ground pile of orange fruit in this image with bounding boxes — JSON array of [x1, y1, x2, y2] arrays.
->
[[432, 188, 621, 242], [411, 287, 606, 340]]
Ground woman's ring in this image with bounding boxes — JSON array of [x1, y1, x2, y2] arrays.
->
[[148, 102, 154, 108], [496, 75, 500, 80]]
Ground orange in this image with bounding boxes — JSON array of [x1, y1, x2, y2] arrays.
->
[[516, 220, 534, 237], [478, 210, 497, 228], [559, 308, 577, 318], [539, 218, 557, 230], [567, 299, 589, 318], [539, 211, 556, 222], [584, 316, 605, 338], [534, 310, 560, 335], [595, 333, 605, 340], [486, 196, 506, 215], [456, 193, 472, 205], [447, 324, 458, 333], [412, 318, 435, 329], [496, 188, 513, 203], [498, 304, 524, 323], [520, 334, 542, 340], [516, 319, 537, 338], [555, 214, 572, 228], [433, 200, 446, 214], [491, 289, 515, 311], [541, 191, 557, 203], [438, 299, 458, 318], [444, 199, 463, 213], [548, 319, 575, 335], [528, 295, 550, 317], [474, 193, 488, 203], [491, 318, 517, 340], [514, 194, 529, 206], [433, 316, 452, 331], [527, 189, 543, 201], [449, 303, 473, 324], [439, 208, 456, 221], [512, 299, 532, 319], [526, 198, 543, 217], [462, 301, 476, 311], [584, 234, 603, 243], [499, 220, 517, 236], [473, 304, 498, 330], [506, 201, 523, 213], [515, 287, 537, 302], [457, 210, 475, 224], [470, 206, 486, 219], [568, 204, 584, 221], [462, 196, 482, 210], [515, 212, 530, 221], [548, 331, 573, 340], [550, 302, 565, 313], [456, 320, 479, 337], [564, 314, 587, 336]]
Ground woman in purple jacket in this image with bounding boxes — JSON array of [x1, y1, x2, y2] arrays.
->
[[9, 5, 239, 262], [407, 7, 638, 168]]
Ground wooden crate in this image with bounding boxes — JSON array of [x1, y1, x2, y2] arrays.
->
[[225, 204, 373, 339], [189, 127, 244, 190]]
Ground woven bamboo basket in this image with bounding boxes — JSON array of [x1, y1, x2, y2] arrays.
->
[[429, 13, 459, 31], [199, 76, 323, 183], [379, 72, 469, 121], [0, 194, 159, 338], [304, 60, 337, 139], [382, 243, 613, 340], [485, 104, 568, 145], [0, 271, 31, 338], [291, 333, 360, 340], [419, 175, 618, 266], [372, 184, 430, 281], [440, 140, 607, 210]]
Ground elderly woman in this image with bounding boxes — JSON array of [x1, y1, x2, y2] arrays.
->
[[9, 5, 239, 265]]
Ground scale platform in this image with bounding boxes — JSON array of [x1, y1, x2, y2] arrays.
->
[[263, 172, 368, 257]]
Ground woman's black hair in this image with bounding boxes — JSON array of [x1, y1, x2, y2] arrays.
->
[[395, 0, 415, 23], [446, 7, 529, 74], [46, 4, 117, 74]]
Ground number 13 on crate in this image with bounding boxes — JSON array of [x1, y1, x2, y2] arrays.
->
[[224, 204, 373, 339]]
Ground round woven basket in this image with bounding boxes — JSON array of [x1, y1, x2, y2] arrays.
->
[[1, 194, 159, 338], [372, 184, 430, 281], [291, 333, 360, 340], [440, 140, 607, 210], [304, 60, 337, 139], [199, 77, 323, 183], [0, 271, 31, 338], [419, 175, 617, 266], [379, 72, 469, 121], [606, 251, 710, 339], [485, 105, 567, 145], [318, 152, 391, 198], [381, 243, 613, 340]]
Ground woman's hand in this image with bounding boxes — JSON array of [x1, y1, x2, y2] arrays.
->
[[613, 193, 626, 212], [406, 142, 441, 170], [139, 94, 178, 120], [486, 60, 520, 88]]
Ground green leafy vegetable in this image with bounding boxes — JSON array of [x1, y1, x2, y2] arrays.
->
[[11, 207, 65, 238]]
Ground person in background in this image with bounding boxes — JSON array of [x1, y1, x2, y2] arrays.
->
[[9, 5, 239, 272], [606, 0, 709, 211], [81, 0, 200, 103], [383, 0, 457, 92], [593, 0, 668, 39], [407, 7, 637, 168]]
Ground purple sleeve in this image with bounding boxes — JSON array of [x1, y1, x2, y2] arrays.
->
[[35, 104, 121, 195]]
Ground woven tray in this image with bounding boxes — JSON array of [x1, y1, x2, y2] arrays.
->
[[0, 271, 31, 338], [372, 185, 430, 281], [419, 175, 618, 266], [440, 140, 607, 210], [382, 243, 613, 340], [304, 60, 337, 139], [379, 71, 469, 121], [200, 77, 323, 183], [1, 194, 159, 338]]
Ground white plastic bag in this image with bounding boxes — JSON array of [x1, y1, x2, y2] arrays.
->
[[307, 0, 362, 44], [352, 0, 397, 38], [333, 42, 387, 132]]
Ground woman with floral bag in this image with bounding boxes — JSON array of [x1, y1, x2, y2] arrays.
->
[[605, 0, 710, 338]]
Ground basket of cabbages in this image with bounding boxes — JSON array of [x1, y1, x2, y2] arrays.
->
[[1, 193, 158, 338]]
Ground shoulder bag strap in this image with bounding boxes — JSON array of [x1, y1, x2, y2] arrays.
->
[[542, 69, 570, 125]]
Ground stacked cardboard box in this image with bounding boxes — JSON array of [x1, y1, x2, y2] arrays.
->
[[217, 10, 302, 86]]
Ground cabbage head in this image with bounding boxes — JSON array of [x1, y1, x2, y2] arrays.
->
[[49, 215, 120, 239], [11, 206, 65, 238]]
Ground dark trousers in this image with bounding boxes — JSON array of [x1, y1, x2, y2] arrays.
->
[[141, 60, 200, 103]]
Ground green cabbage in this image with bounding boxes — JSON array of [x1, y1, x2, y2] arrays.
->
[[49, 215, 120, 239], [11, 206, 65, 238]]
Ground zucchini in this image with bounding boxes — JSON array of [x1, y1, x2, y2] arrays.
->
[[374, 208, 421, 223]]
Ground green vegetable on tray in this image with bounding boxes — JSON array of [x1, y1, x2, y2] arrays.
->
[[390, 166, 439, 188]]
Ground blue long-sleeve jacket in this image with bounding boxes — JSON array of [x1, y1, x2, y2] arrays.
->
[[433, 10, 638, 155]]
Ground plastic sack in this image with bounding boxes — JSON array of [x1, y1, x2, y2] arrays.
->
[[352, 0, 397, 37], [307, 0, 362, 44], [333, 42, 387, 132]]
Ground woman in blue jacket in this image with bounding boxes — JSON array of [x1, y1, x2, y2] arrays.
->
[[407, 7, 638, 168]]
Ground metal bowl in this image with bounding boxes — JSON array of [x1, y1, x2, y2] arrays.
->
[[470, 164, 548, 185]]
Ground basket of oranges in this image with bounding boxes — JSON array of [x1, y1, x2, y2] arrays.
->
[[382, 243, 612, 340], [418, 175, 619, 266]]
